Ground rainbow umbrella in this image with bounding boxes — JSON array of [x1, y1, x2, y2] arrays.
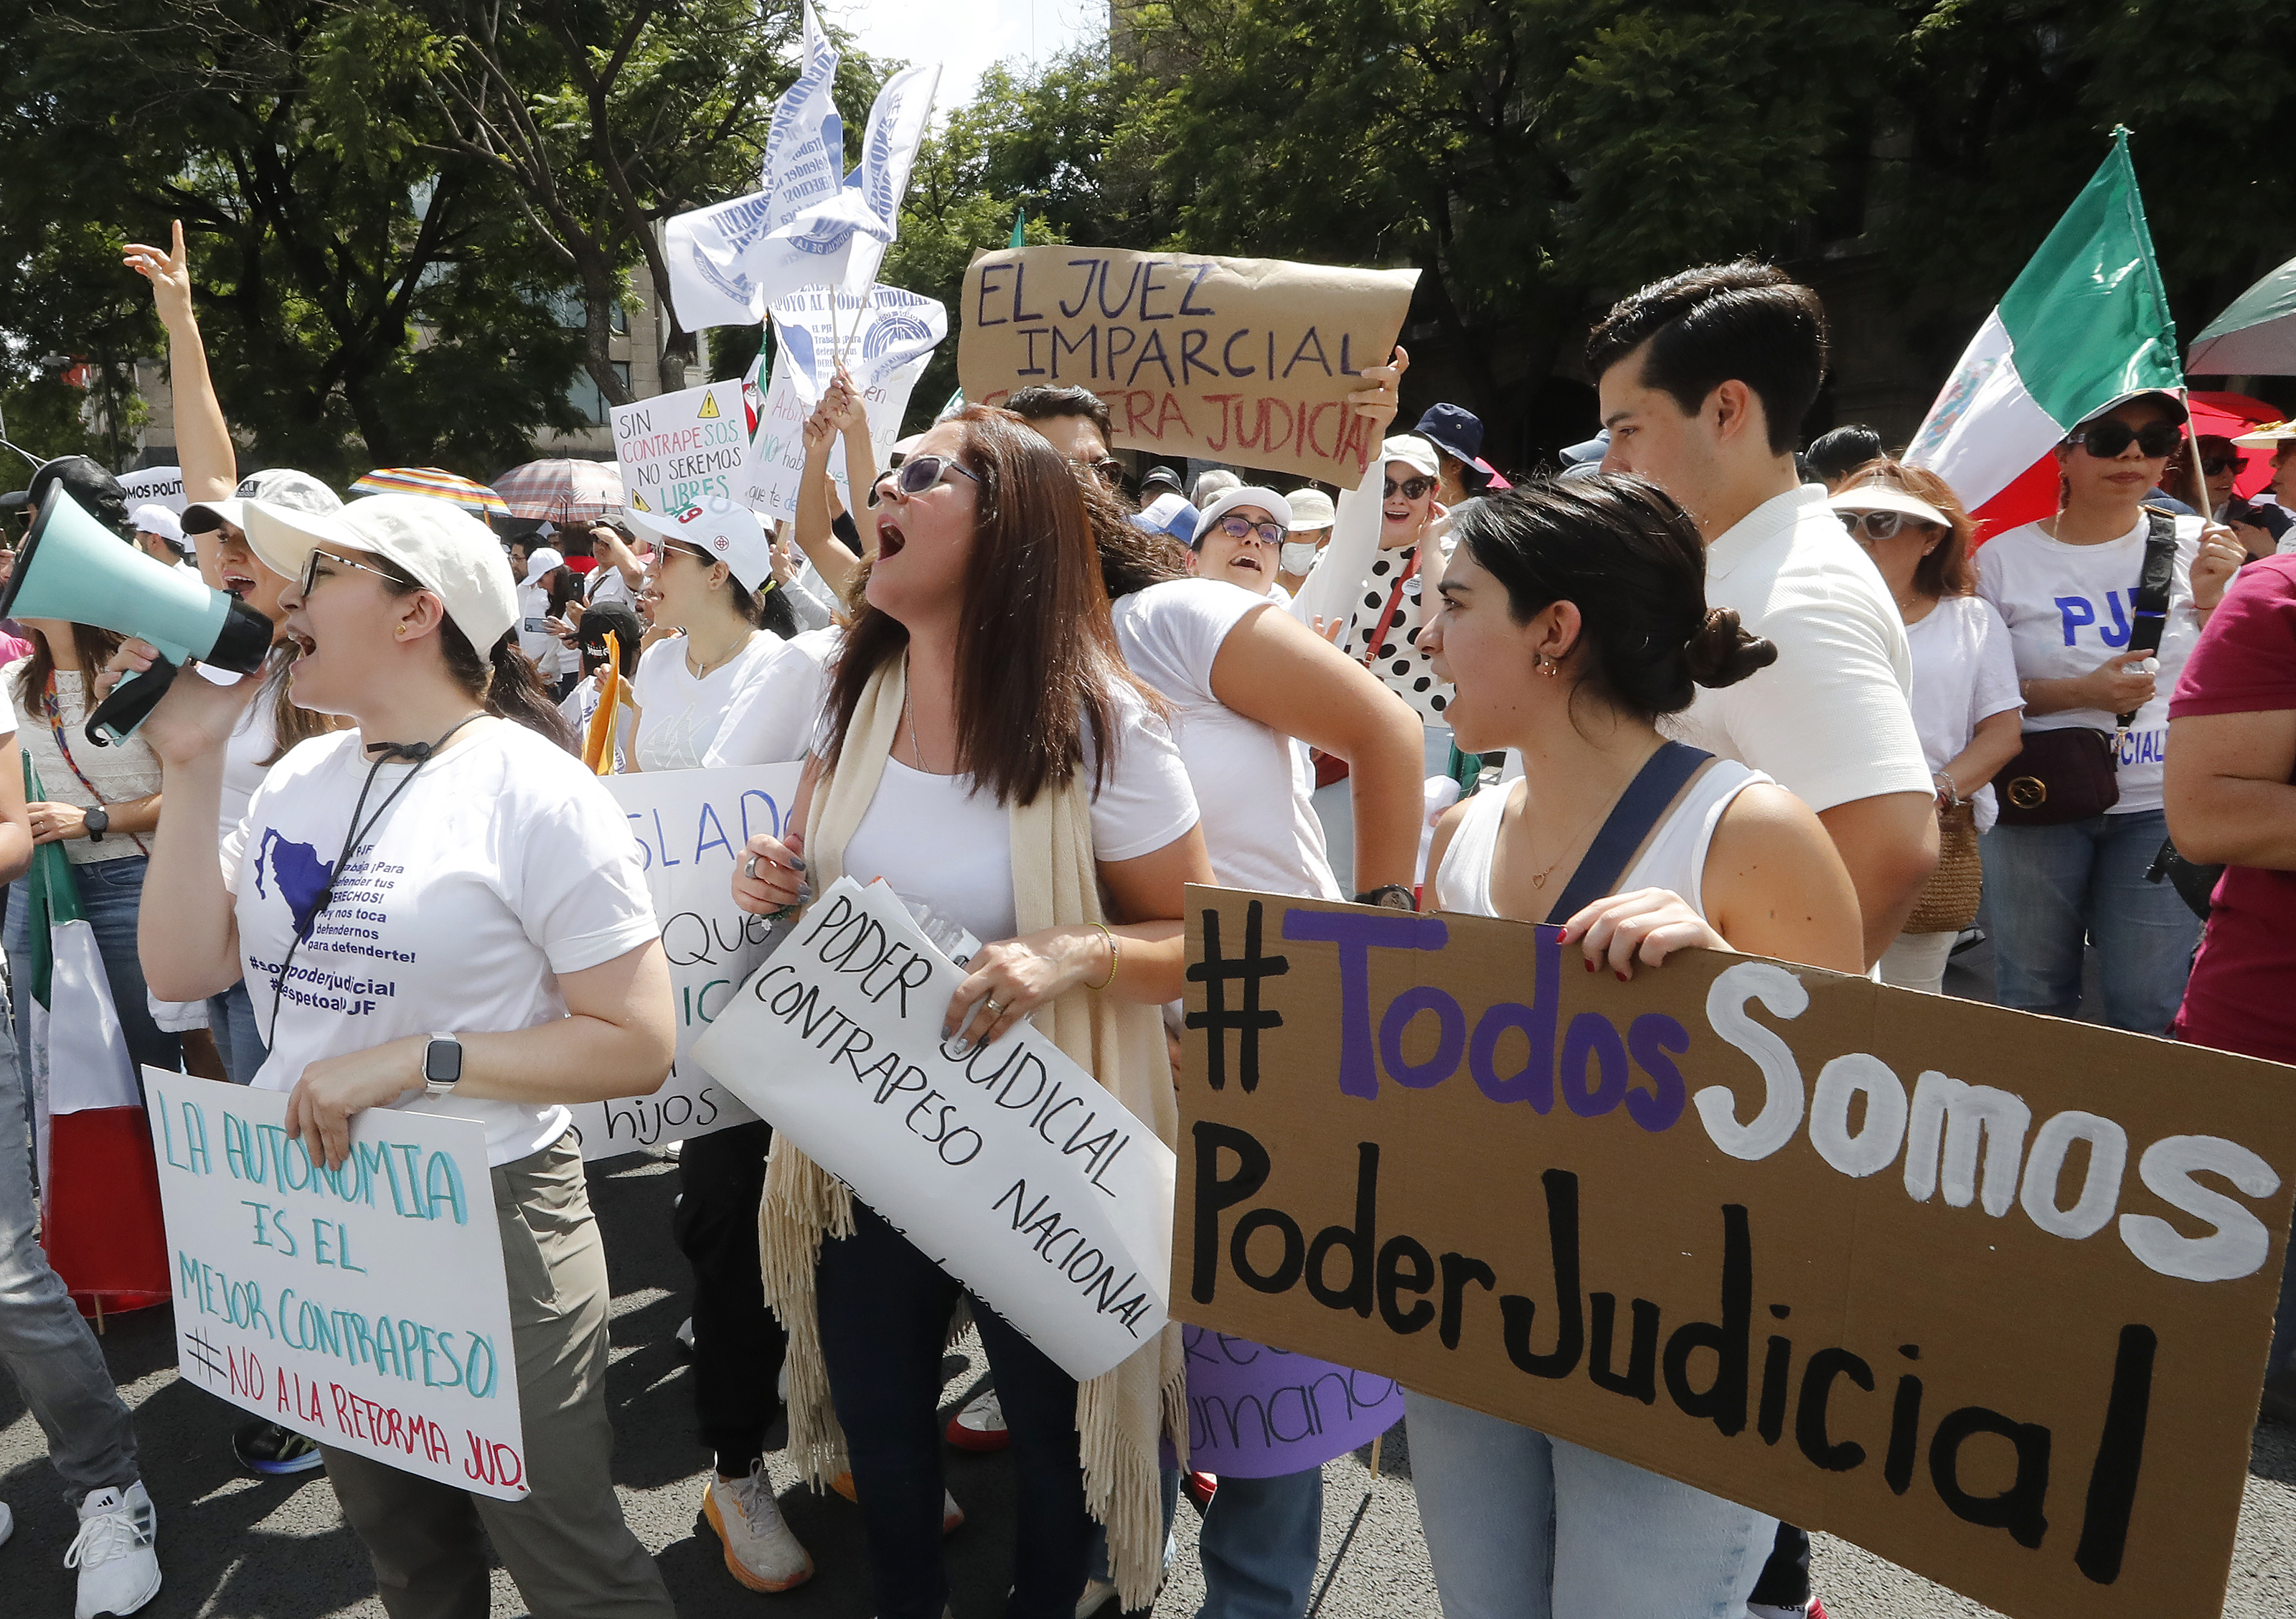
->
[[491, 459, 626, 525], [349, 466, 509, 517]]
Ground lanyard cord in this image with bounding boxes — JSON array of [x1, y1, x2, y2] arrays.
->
[[42, 674, 149, 857], [263, 713, 486, 1046]]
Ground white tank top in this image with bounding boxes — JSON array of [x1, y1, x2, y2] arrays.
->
[[1435, 754, 1770, 923]]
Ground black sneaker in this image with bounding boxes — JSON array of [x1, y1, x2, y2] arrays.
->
[[234, 1419, 325, 1476]]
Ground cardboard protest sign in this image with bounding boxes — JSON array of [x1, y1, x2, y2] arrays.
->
[[739, 337, 933, 522], [959, 248, 1417, 484], [119, 464, 187, 515], [611, 380, 753, 520], [566, 766, 804, 1158], [695, 876, 1175, 1381], [1180, 1326, 1402, 1478], [769, 284, 947, 407], [146, 1071, 527, 1498], [1177, 888, 2296, 1619]]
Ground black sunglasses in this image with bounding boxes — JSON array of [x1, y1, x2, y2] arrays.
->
[[1384, 476, 1435, 501], [2201, 456, 2241, 477], [2068, 420, 2183, 459], [867, 454, 981, 507]]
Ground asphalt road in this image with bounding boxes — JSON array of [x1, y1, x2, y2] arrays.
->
[[6, 926, 2295, 1617]]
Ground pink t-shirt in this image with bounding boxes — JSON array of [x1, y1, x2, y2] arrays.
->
[[2168, 555, 2296, 1062]]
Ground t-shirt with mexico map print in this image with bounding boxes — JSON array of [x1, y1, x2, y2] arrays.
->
[[224, 718, 658, 1168]]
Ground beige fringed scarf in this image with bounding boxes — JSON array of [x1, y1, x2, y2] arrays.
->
[[756, 654, 1185, 1610]]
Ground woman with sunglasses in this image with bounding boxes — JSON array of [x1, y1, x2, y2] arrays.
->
[[1187, 487, 1297, 601], [731, 408, 1212, 1619], [1830, 461, 2023, 992], [1975, 391, 2245, 1032], [623, 502, 802, 770], [137, 494, 674, 1619]]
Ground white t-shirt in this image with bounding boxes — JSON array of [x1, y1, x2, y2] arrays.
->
[[836, 685, 1199, 947], [517, 581, 574, 678], [6, 662, 163, 865], [631, 630, 791, 771], [1903, 596, 2022, 833], [225, 721, 657, 1166], [1977, 511, 2203, 815], [219, 689, 278, 843], [1662, 484, 1930, 813], [702, 627, 840, 768], [585, 562, 636, 613], [1111, 580, 1340, 900]]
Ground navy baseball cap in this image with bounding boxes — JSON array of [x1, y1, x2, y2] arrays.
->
[[1413, 405, 1497, 489]]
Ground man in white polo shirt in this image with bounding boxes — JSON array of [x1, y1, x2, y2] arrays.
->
[[1588, 260, 1936, 1619], [1590, 261, 1937, 969]]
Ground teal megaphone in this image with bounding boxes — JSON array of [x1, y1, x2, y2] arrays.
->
[[3, 484, 274, 745]]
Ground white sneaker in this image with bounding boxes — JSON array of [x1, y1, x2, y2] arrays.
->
[[1076, 1576, 1118, 1618], [702, 1463, 812, 1592], [0, 1498, 12, 1548], [945, 1388, 1010, 1453], [65, 1483, 159, 1618]]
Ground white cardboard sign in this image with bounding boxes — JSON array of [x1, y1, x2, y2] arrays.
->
[[119, 464, 187, 515], [738, 343, 931, 523], [695, 877, 1176, 1380], [570, 765, 804, 1158], [145, 1069, 528, 1498], [611, 379, 754, 520]]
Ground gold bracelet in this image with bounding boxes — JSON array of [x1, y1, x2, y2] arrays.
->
[[1088, 922, 1119, 990]]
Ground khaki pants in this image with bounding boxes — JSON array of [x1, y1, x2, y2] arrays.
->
[[321, 1132, 672, 1619]]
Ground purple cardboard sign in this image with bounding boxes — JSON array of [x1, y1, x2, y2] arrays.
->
[[1177, 1326, 1402, 1478]]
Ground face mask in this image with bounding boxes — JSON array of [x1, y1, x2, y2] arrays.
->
[[1281, 541, 1320, 574]]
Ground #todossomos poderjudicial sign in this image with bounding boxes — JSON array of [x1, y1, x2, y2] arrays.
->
[[959, 247, 1417, 486], [1175, 888, 2296, 1619]]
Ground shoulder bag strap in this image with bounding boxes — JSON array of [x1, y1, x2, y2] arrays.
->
[[1358, 547, 1420, 670], [2116, 508, 2183, 731], [1543, 740, 1715, 926], [41, 674, 149, 857]]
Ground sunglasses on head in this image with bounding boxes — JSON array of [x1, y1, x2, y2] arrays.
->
[[1836, 510, 1934, 542], [1384, 475, 1435, 502], [2201, 456, 2241, 477], [867, 454, 982, 507], [2068, 420, 2183, 459], [1213, 514, 1284, 548]]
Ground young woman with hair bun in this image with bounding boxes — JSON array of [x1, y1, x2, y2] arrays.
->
[[1409, 474, 1866, 1615]]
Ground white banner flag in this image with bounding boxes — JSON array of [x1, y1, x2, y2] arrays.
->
[[147, 1071, 528, 1498], [769, 283, 946, 407], [695, 878, 1175, 1381], [834, 62, 941, 296], [568, 766, 806, 1158]]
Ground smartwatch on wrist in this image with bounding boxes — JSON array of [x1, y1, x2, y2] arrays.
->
[[1353, 884, 1416, 911], [83, 805, 108, 843], [423, 1032, 464, 1096]]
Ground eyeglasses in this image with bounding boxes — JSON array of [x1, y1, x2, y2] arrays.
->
[[298, 548, 399, 597], [2201, 456, 2241, 477], [2067, 420, 2183, 459], [1836, 510, 1934, 542], [867, 454, 981, 507], [1213, 514, 1284, 548], [1073, 457, 1121, 483], [1384, 476, 1435, 502]]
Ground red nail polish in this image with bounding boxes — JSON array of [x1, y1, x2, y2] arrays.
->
[[1616, 970, 1629, 982], [1584, 957, 1596, 972]]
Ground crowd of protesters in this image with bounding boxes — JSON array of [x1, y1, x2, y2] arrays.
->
[[0, 224, 2288, 1619]]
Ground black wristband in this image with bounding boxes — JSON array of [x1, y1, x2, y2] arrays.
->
[[1353, 883, 1415, 911]]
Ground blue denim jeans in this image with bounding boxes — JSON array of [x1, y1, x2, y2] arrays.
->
[[205, 979, 268, 1084], [1198, 1467, 1324, 1619], [0, 995, 141, 1503], [4, 855, 182, 1081], [1979, 807, 2201, 1035], [1405, 1392, 1773, 1619]]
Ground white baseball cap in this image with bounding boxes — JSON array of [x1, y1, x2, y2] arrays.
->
[[244, 494, 519, 655], [1193, 487, 1295, 548], [184, 468, 342, 536], [626, 501, 773, 591], [131, 503, 186, 548], [522, 545, 565, 577], [1383, 436, 1441, 481]]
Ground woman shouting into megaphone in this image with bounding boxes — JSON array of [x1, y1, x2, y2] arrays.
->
[[136, 495, 681, 1619]]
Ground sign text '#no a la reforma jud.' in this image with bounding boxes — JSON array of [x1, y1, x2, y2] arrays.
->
[[1176, 889, 2296, 1619], [567, 764, 803, 1158], [146, 1071, 527, 1498], [959, 248, 1417, 485]]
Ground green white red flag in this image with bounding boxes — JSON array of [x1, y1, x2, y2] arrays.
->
[[1906, 128, 2182, 534]]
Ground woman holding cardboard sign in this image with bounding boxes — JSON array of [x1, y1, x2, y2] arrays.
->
[[136, 495, 677, 1619], [1411, 477, 1863, 1615], [730, 405, 1212, 1619]]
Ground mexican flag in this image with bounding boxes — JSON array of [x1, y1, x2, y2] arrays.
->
[[22, 758, 169, 1315], [1906, 128, 2182, 535]]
